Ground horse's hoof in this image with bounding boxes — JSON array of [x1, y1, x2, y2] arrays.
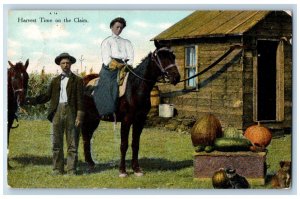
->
[[119, 172, 128, 178], [134, 171, 144, 177], [133, 167, 144, 177]]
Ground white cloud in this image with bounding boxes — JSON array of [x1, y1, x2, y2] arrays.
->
[[8, 39, 22, 48], [99, 23, 110, 33], [23, 23, 70, 41], [134, 20, 173, 30], [60, 43, 82, 49], [158, 23, 173, 30], [125, 30, 141, 37], [8, 49, 18, 58], [83, 26, 92, 33], [31, 51, 45, 57], [134, 21, 149, 28], [23, 24, 43, 40], [7, 39, 22, 58], [90, 37, 104, 46]]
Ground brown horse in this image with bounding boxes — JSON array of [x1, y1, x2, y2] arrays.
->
[[82, 42, 180, 177], [7, 59, 29, 147]]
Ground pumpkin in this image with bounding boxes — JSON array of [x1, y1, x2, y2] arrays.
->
[[244, 122, 272, 147], [212, 168, 230, 189], [191, 114, 223, 146]]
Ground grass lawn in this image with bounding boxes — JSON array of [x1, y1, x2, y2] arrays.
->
[[7, 120, 291, 189]]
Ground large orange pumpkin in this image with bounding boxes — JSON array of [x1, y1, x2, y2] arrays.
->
[[191, 114, 223, 146], [244, 122, 272, 147]]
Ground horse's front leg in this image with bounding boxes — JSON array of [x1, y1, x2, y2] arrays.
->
[[119, 121, 131, 177], [131, 118, 146, 176], [7, 112, 15, 148]]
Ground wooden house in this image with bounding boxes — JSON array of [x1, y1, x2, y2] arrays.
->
[[153, 11, 292, 132]]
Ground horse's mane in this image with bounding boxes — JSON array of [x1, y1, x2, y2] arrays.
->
[[128, 52, 152, 85], [134, 52, 152, 72]]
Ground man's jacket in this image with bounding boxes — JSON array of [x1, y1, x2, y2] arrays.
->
[[30, 73, 84, 122]]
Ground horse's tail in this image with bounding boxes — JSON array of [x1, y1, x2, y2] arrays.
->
[[11, 114, 19, 129]]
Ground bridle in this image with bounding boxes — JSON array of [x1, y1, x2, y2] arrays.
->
[[126, 47, 178, 83], [152, 47, 177, 73], [9, 67, 27, 106]]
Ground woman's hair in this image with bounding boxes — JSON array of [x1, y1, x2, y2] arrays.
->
[[110, 17, 127, 28]]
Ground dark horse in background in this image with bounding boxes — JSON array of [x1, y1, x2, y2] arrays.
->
[[7, 59, 29, 147], [82, 42, 180, 177]]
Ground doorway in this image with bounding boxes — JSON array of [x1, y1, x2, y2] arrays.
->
[[257, 40, 279, 121]]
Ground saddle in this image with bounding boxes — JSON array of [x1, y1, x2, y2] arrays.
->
[[86, 72, 129, 97]]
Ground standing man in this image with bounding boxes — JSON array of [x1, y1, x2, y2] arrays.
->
[[26, 53, 84, 175], [93, 17, 134, 118]]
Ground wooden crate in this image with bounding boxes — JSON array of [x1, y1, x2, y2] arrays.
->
[[194, 151, 267, 186]]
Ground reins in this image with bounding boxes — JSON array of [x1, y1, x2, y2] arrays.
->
[[126, 45, 244, 84], [178, 45, 245, 83], [125, 64, 156, 83], [125, 47, 178, 83]]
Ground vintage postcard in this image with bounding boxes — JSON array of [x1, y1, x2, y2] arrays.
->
[[5, 6, 293, 193]]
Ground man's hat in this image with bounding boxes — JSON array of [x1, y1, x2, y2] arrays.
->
[[55, 52, 76, 65]]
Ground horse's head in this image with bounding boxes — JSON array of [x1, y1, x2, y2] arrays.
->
[[152, 41, 181, 85], [8, 59, 29, 106]]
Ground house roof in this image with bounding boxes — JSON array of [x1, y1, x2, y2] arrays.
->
[[153, 10, 274, 41]]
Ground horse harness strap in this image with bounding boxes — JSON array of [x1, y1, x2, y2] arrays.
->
[[125, 64, 155, 83], [178, 45, 244, 83], [10, 69, 25, 92], [151, 47, 177, 75], [13, 88, 24, 93]]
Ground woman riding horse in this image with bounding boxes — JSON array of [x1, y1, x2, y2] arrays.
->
[[82, 41, 180, 177]]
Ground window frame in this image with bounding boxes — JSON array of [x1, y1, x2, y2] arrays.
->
[[184, 45, 198, 89]]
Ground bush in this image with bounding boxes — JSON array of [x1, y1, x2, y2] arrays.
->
[[21, 72, 55, 120]]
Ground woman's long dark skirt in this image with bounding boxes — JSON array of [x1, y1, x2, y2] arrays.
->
[[92, 64, 119, 117]]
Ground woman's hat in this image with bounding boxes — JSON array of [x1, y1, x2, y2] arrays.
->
[[55, 52, 76, 65]]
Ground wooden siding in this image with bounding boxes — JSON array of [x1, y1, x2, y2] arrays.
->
[[159, 38, 244, 129], [155, 11, 292, 132], [242, 11, 292, 130]]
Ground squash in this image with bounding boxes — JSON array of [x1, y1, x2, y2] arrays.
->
[[223, 126, 244, 138], [214, 138, 252, 151], [244, 122, 272, 147], [191, 114, 223, 146], [212, 168, 230, 189]]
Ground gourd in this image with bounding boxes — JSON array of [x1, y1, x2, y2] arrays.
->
[[191, 114, 223, 146], [223, 126, 244, 138], [212, 168, 230, 189], [244, 122, 272, 147]]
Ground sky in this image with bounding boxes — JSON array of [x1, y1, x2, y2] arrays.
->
[[7, 10, 193, 74]]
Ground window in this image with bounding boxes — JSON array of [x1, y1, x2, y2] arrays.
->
[[185, 46, 197, 88]]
